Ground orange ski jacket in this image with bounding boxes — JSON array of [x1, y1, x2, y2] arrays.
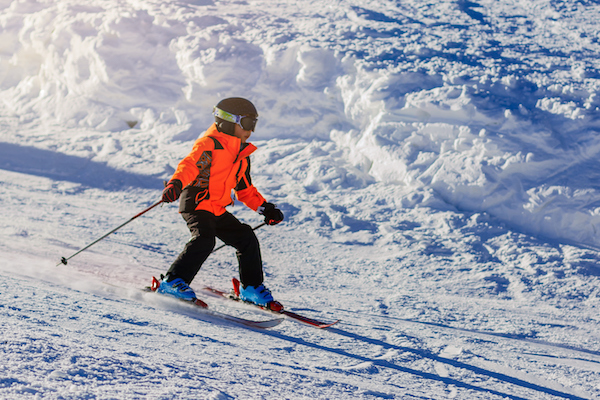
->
[[172, 124, 266, 216]]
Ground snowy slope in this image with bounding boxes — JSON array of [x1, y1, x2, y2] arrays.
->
[[1, 0, 600, 399]]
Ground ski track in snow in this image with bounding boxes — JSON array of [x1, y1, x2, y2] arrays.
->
[[1, 0, 600, 399], [1, 260, 597, 400]]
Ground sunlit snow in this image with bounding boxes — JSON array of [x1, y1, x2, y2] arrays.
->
[[1, 0, 599, 399]]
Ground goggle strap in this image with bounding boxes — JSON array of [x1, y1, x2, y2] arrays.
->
[[213, 107, 241, 124]]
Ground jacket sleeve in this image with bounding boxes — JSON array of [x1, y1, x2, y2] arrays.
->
[[236, 186, 267, 211], [171, 136, 214, 188], [235, 157, 266, 211]]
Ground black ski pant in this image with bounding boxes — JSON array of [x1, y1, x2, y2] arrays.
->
[[166, 210, 264, 287]]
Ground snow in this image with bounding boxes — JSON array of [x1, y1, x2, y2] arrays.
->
[[1, 0, 600, 398]]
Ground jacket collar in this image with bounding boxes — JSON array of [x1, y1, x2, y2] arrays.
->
[[206, 124, 257, 158]]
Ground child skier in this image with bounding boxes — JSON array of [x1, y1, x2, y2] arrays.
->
[[157, 97, 284, 309]]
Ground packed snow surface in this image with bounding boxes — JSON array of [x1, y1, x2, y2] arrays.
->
[[1, 0, 600, 399]]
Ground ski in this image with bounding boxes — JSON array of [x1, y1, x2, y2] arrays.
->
[[144, 277, 284, 329], [201, 278, 339, 329]]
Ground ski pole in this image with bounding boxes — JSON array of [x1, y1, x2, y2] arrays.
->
[[211, 222, 266, 253], [57, 200, 164, 266]]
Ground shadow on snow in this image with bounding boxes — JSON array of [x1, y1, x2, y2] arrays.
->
[[0, 142, 163, 191], [261, 325, 588, 400]]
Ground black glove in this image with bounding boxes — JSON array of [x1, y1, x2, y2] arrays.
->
[[162, 179, 183, 203], [258, 202, 284, 225]]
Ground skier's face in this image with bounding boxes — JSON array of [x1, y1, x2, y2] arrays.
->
[[234, 124, 252, 143]]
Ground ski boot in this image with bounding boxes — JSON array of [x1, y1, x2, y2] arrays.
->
[[154, 275, 197, 302], [239, 283, 283, 312]]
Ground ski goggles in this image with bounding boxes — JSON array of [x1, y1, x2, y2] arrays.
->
[[213, 107, 258, 131]]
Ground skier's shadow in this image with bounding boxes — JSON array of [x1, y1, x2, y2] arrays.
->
[[261, 325, 587, 400]]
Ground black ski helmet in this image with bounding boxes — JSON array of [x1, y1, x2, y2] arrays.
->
[[214, 97, 258, 135]]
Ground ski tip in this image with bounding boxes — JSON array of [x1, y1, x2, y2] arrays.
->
[[317, 320, 340, 329], [251, 318, 285, 329]]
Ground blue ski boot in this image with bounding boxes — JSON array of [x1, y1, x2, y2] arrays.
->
[[156, 276, 196, 301], [239, 284, 274, 307]]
